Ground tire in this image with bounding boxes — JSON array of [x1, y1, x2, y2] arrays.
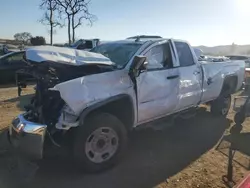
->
[[73, 113, 127, 173], [211, 94, 231, 116]]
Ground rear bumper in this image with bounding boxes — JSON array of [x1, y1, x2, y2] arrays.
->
[[8, 114, 47, 160]]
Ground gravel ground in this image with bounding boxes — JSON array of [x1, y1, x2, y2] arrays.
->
[[0, 86, 250, 188]]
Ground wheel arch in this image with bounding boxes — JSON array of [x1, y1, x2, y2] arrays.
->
[[79, 94, 135, 131], [220, 75, 238, 95]]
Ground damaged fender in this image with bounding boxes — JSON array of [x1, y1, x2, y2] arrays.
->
[[50, 69, 137, 129], [78, 94, 135, 127]]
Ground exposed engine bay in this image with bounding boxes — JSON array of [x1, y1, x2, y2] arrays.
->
[[19, 60, 116, 143], [12, 45, 134, 149]]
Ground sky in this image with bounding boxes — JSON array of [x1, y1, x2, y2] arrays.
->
[[0, 0, 250, 46]]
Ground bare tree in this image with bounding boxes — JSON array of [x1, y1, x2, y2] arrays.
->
[[55, 0, 96, 45], [14, 32, 33, 44], [70, 0, 96, 43], [40, 0, 63, 45], [55, 0, 72, 45]]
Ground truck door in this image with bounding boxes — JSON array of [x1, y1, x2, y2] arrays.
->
[[174, 41, 202, 110], [137, 41, 180, 123]]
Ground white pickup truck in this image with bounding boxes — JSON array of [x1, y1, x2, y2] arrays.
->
[[8, 38, 245, 173]]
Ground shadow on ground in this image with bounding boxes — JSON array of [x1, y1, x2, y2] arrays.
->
[[215, 125, 250, 187], [217, 130, 250, 170], [0, 109, 226, 188], [0, 109, 230, 188]]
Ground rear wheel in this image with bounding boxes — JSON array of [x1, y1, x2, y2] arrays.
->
[[211, 94, 231, 116], [73, 113, 127, 173]]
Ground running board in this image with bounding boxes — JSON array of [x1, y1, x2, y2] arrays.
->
[[135, 107, 198, 131], [178, 107, 198, 120]]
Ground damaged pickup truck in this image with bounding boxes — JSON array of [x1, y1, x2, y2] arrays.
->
[[8, 38, 245, 172]]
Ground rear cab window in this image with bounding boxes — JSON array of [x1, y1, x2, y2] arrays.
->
[[174, 41, 195, 67]]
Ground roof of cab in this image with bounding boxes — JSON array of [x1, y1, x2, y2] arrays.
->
[[100, 38, 169, 47], [101, 38, 189, 46], [102, 39, 150, 45]]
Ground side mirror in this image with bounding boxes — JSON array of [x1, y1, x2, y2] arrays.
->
[[129, 55, 147, 77]]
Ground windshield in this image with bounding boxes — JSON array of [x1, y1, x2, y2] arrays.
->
[[90, 42, 142, 67]]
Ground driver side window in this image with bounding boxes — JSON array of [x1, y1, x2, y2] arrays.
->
[[144, 43, 172, 70]]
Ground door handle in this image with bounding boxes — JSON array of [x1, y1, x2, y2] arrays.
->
[[167, 75, 179, 79], [193, 71, 200, 75]]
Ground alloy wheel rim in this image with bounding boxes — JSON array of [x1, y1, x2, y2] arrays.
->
[[85, 127, 119, 163]]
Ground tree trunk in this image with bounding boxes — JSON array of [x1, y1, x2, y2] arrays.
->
[[50, 25, 53, 45], [71, 15, 75, 43], [49, 3, 53, 45], [67, 15, 71, 45]]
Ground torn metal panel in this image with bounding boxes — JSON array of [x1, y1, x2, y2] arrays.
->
[[51, 69, 136, 116], [55, 104, 79, 130]]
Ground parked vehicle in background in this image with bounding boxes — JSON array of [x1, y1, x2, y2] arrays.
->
[[0, 51, 31, 84], [226, 55, 250, 90], [127, 35, 162, 40], [70, 39, 100, 51], [199, 55, 229, 62], [1, 44, 20, 54], [8, 38, 245, 173], [226, 55, 250, 67]]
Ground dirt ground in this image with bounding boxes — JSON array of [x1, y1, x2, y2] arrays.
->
[[0, 86, 250, 188]]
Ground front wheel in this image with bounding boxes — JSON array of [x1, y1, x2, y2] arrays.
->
[[73, 113, 127, 173], [211, 94, 231, 116]]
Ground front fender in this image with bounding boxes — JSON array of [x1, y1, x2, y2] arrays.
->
[[50, 69, 135, 115], [79, 94, 135, 126]]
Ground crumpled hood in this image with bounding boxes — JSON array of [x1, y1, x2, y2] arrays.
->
[[25, 45, 114, 66]]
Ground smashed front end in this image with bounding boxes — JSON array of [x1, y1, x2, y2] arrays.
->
[[9, 66, 64, 160], [8, 46, 117, 160]]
